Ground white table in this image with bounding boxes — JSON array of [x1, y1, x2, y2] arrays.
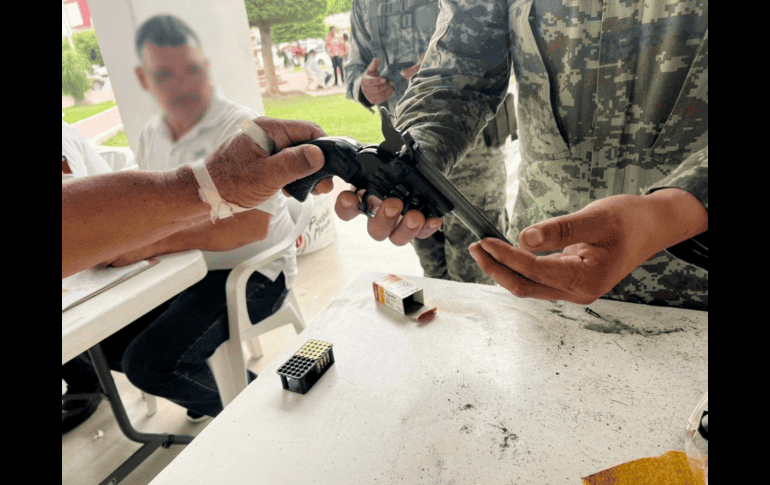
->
[[62, 251, 208, 485], [150, 271, 708, 485], [62, 251, 208, 365]]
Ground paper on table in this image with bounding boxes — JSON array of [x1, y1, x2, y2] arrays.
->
[[62, 259, 159, 312], [582, 451, 705, 485]]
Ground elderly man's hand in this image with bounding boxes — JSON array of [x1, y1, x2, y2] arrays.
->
[[205, 117, 333, 209], [334, 189, 442, 246], [468, 190, 708, 304]]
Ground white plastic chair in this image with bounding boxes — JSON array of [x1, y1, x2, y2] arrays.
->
[[207, 196, 314, 407], [94, 146, 138, 171], [139, 197, 313, 415]]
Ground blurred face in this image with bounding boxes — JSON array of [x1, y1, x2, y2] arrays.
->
[[136, 41, 212, 126]]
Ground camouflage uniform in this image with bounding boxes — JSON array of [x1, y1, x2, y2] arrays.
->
[[345, 0, 511, 285], [396, 0, 708, 310]]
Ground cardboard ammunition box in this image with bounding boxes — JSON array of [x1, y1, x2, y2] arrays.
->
[[372, 274, 425, 315]]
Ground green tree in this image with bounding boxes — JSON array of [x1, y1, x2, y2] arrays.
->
[[326, 0, 352, 15], [62, 50, 92, 104], [245, 0, 327, 97], [272, 14, 326, 45], [72, 30, 104, 66]]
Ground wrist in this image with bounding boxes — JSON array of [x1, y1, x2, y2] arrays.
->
[[643, 188, 708, 253], [165, 165, 209, 220]]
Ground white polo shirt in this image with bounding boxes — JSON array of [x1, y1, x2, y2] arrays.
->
[[135, 90, 297, 287], [62, 121, 112, 180]]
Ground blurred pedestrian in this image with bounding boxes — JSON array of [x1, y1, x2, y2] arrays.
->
[[325, 26, 346, 85]]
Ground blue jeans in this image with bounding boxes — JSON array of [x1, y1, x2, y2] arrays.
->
[[100, 270, 288, 417]]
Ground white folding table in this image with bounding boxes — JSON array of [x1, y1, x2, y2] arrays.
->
[[149, 271, 708, 484], [62, 251, 208, 485]]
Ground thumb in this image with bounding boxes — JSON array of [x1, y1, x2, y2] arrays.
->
[[366, 58, 381, 76], [519, 211, 608, 252], [263, 144, 324, 187]]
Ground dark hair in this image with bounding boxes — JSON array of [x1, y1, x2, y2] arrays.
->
[[135, 14, 200, 58]]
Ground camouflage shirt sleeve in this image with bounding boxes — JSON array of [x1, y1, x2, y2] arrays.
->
[[645, 146, 708, 270], [394, 0, 511, 175], [345, 0, 376, 110]]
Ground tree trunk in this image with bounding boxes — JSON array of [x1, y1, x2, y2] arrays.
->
[[258, 22, 282, 98]]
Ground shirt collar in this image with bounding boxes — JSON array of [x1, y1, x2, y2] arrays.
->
[[164, 88, 226, 146]]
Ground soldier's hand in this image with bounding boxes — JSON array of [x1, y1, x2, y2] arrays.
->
[[468, 191, 708, 304], [361, 58, 394, 105], [400, 55, 425, 80], [335, 188, 442, 246]]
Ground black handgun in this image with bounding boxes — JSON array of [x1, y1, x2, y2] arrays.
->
[[284, 108, 511, 244]]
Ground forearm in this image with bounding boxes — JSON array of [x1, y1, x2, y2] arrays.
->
[[129, 208, 271, 260], [345, 3, 374, 107], [644, 147, 709, 269], [642, 188, 708, 257], [395, 0, 511, 174], [62, 166, 207, 278]]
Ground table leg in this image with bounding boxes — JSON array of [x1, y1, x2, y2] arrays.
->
[[86, 343, 193, 484]]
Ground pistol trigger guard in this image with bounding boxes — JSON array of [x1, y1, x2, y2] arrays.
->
[[358, 192, 377, 218]]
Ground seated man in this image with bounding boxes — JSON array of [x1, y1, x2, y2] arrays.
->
[[98, 14, 298, 420], [62, 120, 112, 433], [305, 50, 332, 90], [62, 120, 112, 178]]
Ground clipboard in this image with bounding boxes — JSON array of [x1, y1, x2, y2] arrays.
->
[[62, 258, 160, 312]]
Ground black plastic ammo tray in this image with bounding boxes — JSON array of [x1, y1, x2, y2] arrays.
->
[[276, 340, 335, 394]]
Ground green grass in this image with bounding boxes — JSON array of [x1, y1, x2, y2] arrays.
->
[[62, 101, 116, 125], [95, 94, 383, 148], [101, 129, 129, 147], [263, 93, 383, 145]]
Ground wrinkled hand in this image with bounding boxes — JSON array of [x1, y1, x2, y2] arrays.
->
[[335, 188, 442, 246], [468, 193, 705, 304], [361, 58, 394, 105], [205, 117, 332, 209]]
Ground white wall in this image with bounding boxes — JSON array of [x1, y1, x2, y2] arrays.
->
[[88, 0, 264, 153]]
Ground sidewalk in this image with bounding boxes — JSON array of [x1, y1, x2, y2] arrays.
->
[[63, 86, 124, 143], [268, 67, 347, 97]]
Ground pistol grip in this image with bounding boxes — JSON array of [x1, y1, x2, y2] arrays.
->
[[283, 138, 363, 201]]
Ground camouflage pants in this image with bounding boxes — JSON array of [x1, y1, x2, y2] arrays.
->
[[411, 139, 508, 285]]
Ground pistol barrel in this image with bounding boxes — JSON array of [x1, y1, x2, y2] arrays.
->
[[412, 150, 511, 244]]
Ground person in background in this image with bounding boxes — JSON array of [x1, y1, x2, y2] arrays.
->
[[62, 120, 112, 433], [326, 26, 346, 86], [90, 14, 300, 420], [345, 0, 516, 284], [305, 49, 332, 90], [62, 120, 112, 178], [338, 0, 708, 308]]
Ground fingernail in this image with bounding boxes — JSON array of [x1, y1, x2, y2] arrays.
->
[[384, 206, 398, 217], [406, 218, 419, 229], [430, 220, 442, 229], [468, 243, 479, 261], [523, 228, 544, 247], [341, 197, 354, 208]]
